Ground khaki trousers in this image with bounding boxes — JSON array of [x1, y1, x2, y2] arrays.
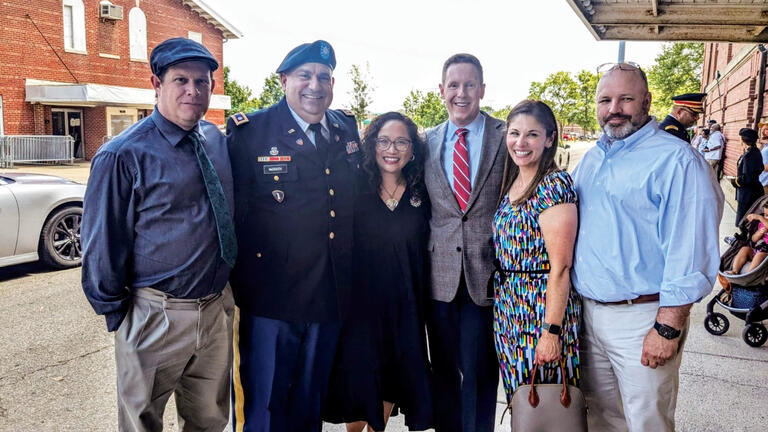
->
[[115, 285, 234, 432], [579, 298, 689, 432]]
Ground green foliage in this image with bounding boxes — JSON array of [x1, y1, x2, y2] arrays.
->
[[573, 70, 599, 133], [223, 68, 283, 116], [491, 105, 513, 122], [347, 64, 374, 127], [223, 66, 254, 117], [527, 71, 579, 131], [647, 42, 704, 119], [256, 73, 284, 109], [402, 90, 448, 128]]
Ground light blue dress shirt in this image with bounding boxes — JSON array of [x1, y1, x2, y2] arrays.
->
[[442, 113, 486, 192], [758, 145, 768, 186], [571, 119, 724, 307], [287, 105, 329, 147]]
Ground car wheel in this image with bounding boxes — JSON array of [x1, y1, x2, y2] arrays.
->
[[38, 206, 83, 269]]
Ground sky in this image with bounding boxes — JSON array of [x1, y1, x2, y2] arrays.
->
[[205, 0, 666, 113]]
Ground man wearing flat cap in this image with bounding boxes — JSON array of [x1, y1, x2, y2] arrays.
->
[[227, 40, 361, 431], [659, 92, 706, 143], [81, 37, 236, 431]]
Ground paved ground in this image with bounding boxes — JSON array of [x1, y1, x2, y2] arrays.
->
[[1, 142, 766, 431]]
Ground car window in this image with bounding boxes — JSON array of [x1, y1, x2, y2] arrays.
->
[[0, 177, 13, 185]]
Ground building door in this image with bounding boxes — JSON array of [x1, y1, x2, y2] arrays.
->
[[51, 108, 83, 158]]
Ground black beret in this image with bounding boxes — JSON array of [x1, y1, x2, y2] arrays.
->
[[740, 127, 759, 143], [276, 40, 336, 74], [150, 37, 219, 77]]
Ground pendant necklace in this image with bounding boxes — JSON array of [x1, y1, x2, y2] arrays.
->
[[382, 181, 402, 211]]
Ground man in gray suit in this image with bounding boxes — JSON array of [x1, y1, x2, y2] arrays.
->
[[424, 53, 506, 432]]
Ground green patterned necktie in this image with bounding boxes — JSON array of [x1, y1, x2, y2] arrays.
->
[[185, 131, 238, 268]]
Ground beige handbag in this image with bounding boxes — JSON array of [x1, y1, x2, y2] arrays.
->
[[509, 360, 587, 432]]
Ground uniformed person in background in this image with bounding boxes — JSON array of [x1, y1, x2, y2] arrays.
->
[[226, 40, 361, 431], [658, 92, 706, 143]]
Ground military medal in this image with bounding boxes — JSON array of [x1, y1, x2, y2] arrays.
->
[[346, 141, 359, 154], [270, 147, 279, 156], [296, 138, 304, 146], [410, 195, 422, 208], [272, 190, 285, 203]]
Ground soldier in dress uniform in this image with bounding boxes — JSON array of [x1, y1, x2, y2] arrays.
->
[[226, 40, 361, 431], [658, 92, 706, 143]]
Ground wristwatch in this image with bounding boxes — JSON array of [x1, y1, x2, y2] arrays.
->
[[654, 321, 681, 340], [542, 322, 562, 336]]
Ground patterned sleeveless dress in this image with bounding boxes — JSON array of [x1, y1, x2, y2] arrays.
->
[[492, 170, 581, 401]]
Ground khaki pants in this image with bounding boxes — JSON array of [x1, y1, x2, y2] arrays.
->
[[579, 298, 689, 432], [115, 285, 234, 432]]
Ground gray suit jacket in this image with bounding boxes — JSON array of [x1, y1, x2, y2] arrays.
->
[[425, 112, 506, 306]]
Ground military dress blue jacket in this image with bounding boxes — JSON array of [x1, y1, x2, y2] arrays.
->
[[226, 98, 361, 322]]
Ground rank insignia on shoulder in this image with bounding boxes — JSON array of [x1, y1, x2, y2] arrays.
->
[[272, 190, 285, 203], [339, 109, 355, 117], [230, 112, 249, 126], [346, 141, 360, 154], [665, 125, 678, 131], [257, 156, 291, 162]]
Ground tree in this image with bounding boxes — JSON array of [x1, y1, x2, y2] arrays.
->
[[528, 71, 579, 132], [223, 66, 254, 117], [256, 73, 283, 109], [647, 42, 704, 119], [403, 90, 447, 128], [491, 105, 513, 121], [572, 70, 599, 133], [347, 64, 374, 128]]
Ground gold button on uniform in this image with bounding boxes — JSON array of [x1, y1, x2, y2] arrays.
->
[[329, 232, 335, 239], [330, 210, 336, 218], [273, 175, 280, 181], [325, 168, 331, 175], [329, 188, 335, 196]]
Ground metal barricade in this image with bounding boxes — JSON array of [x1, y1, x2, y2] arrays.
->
[[0, 135, 75, 168]]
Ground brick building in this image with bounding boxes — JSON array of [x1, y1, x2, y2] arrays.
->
[[0, 0, 241, 160], [701, 43, 768, 176]]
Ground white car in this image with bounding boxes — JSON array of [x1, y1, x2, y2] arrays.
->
[[0, 173, 85, 268]]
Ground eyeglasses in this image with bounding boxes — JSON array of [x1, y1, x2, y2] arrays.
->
[[375, 137, 412, 152], [596, 61, 642, 74], [681, 107, 700, 119]]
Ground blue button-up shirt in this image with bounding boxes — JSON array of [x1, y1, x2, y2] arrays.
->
[[81, 109, 234, 331], [571, 119, 724, 307], [442, 113, 486, 191]]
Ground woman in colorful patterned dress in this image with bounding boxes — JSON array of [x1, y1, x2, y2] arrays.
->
[[492, 100, 581, 406]]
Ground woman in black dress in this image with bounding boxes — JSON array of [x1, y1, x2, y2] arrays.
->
[[325, 112, 432, 431], [732, 127, 764, 224]]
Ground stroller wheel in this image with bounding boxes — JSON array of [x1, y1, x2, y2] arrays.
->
[[704, 313, 729, 336], [742, 324, 768, 347]]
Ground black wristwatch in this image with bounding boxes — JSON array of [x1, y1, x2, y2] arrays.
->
[[542, 322, 562, 336], [654, 321, 681, 340]]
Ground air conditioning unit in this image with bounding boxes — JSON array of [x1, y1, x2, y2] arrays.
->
[[100, 4, 124, 20]]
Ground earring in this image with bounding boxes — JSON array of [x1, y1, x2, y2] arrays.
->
[[410, 154, 416, 162]]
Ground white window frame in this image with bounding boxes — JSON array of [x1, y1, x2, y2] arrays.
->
[[106, 107, 138, 137], [129, 7, 148, 61], [62, 0, 86, 53], [188, 31, 202, 44]]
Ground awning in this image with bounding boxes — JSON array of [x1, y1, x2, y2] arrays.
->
[[566, 0, 768, 42], [25, 79, 231, 110], [182, 0, 243, 40]]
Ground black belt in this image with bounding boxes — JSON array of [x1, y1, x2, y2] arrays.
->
[[487, 259, 550, 298]]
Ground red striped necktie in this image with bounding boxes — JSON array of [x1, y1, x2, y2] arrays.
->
[[452, 127, 471, 211]]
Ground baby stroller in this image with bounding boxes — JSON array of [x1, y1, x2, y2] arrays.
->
[[705, 195, 768, 347]]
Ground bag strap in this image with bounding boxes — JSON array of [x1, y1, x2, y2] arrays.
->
[[527, 358, 571, 408]]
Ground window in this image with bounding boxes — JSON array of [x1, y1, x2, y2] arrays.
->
[[62, 0, 86, 52], [129, 7, 147, 61], [188, 31, 202, 44]]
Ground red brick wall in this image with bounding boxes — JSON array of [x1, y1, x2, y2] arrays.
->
[[83, 106, 106, 157], [701, 43, 766, 176], [0, 0, 228, 159]]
